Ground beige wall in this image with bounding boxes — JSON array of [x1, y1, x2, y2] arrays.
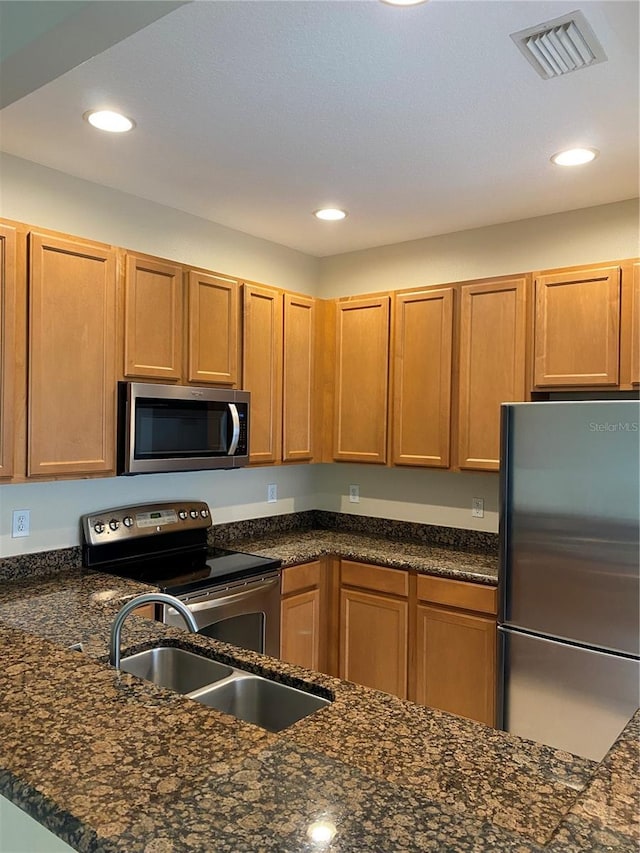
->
[[1, 154, 636, 556], [319, 198, 640, 297], [0, 153, 320, 294]]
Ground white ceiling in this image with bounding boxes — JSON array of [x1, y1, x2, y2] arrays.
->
[[0, 0, 638, 257]]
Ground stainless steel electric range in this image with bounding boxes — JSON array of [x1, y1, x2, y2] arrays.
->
[[81, 501, 281, 657]]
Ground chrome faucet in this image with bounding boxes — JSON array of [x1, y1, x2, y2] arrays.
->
[[109, 592, 199, 669]]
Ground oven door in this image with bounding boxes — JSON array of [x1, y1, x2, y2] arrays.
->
[[163, 572, 281, 658]]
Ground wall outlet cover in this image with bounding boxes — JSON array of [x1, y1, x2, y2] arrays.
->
[[12, 510, 30, 538], [472, 498, 484, 518], [349, 484, 360, 503], [267, 484, 277, 503]]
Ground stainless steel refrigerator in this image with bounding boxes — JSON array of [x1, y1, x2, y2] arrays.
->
[[498, 400, 640, 761]]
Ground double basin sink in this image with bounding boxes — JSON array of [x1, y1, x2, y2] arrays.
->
[[120, 646, 330, 732]]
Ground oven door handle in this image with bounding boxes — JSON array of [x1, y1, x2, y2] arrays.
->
[[174, 578, 279, 612], [227, 404, 240, 456]]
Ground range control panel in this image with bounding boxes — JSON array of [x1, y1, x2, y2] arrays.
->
[[82, 501, 212, 546]]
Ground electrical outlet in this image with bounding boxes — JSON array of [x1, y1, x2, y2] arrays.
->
[[349, 484, 360, 503], [472, 498, 484, 519], [12, 509, 30, 538], [267, 484, 277, 503]]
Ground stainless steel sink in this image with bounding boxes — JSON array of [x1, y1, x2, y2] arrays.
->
[[119, 645, 331, 730], [120, 647, 233, 694], [191, 673, 331, 732]]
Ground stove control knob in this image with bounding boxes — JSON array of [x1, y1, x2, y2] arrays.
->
[[200, 509, 209, 518], [178, 510, 188, 520], [189, 509, 199, 519], [93, 521, 105, 535], [109, 519, 120, 531], [123, 516, 134, 528]]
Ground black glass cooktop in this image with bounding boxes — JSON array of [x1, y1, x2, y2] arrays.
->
[[94, 546, 281, 597]]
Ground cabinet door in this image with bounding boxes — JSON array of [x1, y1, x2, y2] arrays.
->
[[458, 277, 527, 471], [631, 262, 640, 386], [124, 254, 183, 380], [187, 270, 239, 385], [392, 288, 453, 467], [283, 293, 315, 462], [0, 224, 16, 478], [534, 266, 621, 387], [340, 588, 408, 698], [416, 604, 496, 726], [242, 283, 282, 464], [28, 233, 116, 476], [334, 295, 390, 463], [281, 589, 321, 671]]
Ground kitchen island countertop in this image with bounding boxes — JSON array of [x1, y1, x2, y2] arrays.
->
[[0, 554, 637, 852]]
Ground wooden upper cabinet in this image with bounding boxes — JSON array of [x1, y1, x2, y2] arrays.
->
[[533, 265, 621, 387], [123, 253, 183, 380], [392, 287, 454, 468], [630, 262, 640, 386], [283, 293, 316, 462], [0, 224, 17, 478], [457, 277, 527, 471], [28, 233, 116, 477], [187, 270, 239, 385], [334, 295, 390, 463], [242, 283, 283, 465]]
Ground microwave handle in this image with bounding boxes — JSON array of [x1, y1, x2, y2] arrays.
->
[[228, 404, 240, 455]]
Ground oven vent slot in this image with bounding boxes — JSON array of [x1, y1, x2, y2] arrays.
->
[[510, 10, 607, 80]]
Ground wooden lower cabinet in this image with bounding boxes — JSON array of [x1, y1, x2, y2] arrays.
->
[[280, 561, 324, 672], [339, 562, 409, 698], [132, 603, 156, 620], [336, 561, 497, 725], [415, 604, 496, 726], [415, 574, 497, 726]]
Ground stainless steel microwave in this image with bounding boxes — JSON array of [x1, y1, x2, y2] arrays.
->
[[117, 382, 250, 474]]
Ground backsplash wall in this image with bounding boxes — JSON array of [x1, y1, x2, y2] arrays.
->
[[0, 465, 498, 558]]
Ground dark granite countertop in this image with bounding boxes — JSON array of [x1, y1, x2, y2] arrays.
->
[[227, 529, 499, 585], [0, 564, 637, 852]]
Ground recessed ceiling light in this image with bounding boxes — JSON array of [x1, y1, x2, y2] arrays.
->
[[550, 147, 599, 166], [83, 110, 135, 133], [314, 208, 348, 221]]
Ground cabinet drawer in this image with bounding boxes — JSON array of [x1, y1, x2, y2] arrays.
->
[[416, 574, 497, 615], [281, 561, 321, 595], [341, 560, 408, 597]]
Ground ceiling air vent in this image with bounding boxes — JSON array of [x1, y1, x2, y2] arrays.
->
[[511, 10, 607, 80]]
